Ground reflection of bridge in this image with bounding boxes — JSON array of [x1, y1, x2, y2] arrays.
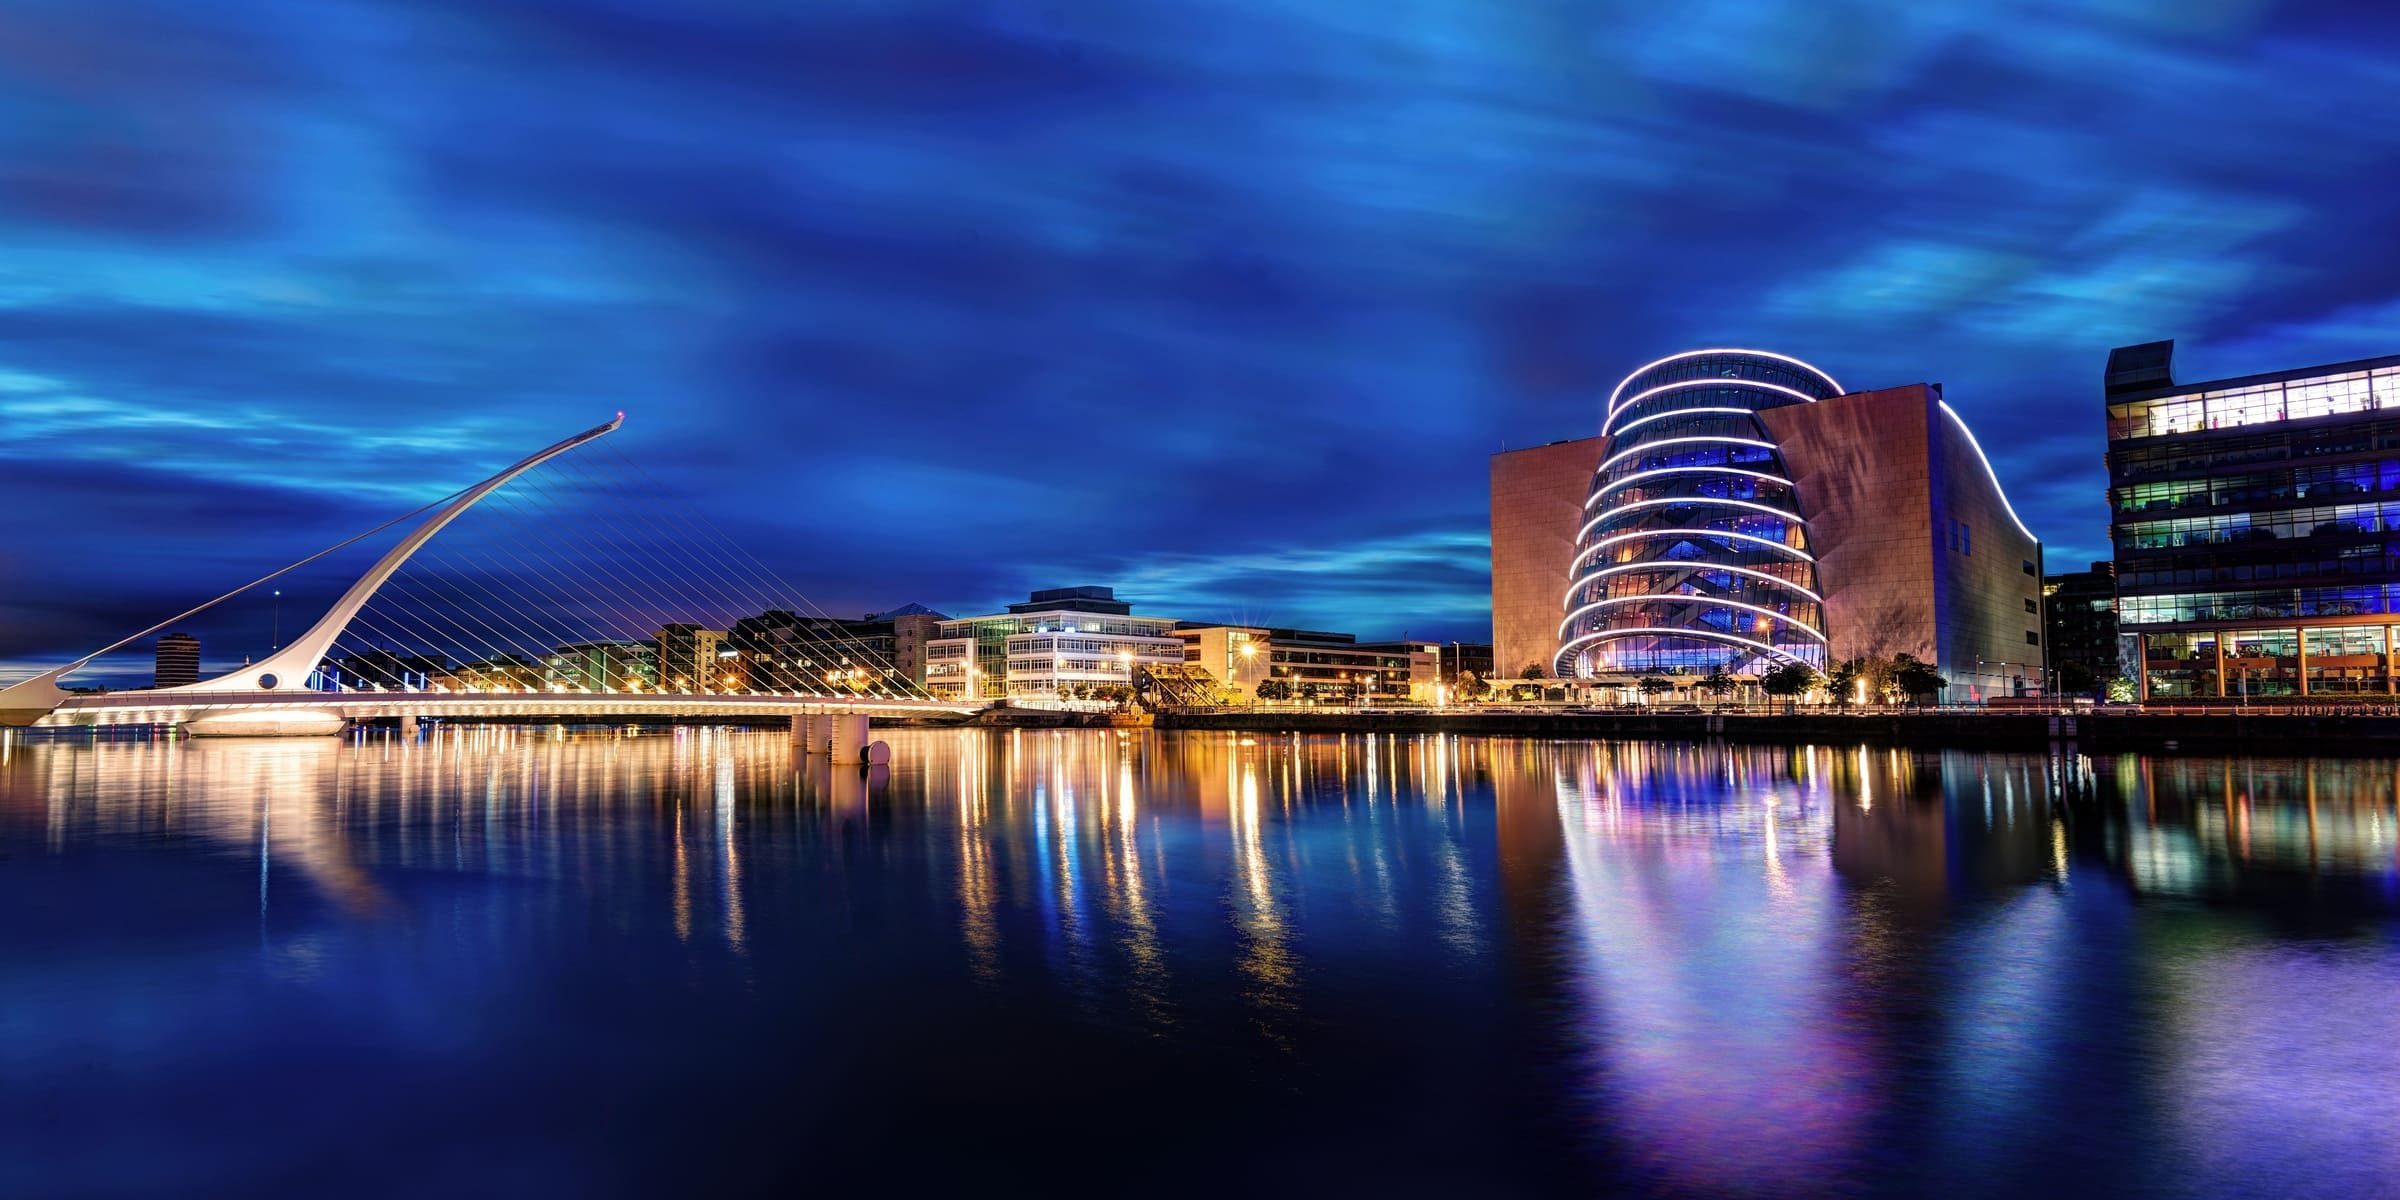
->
[[0, 415, 983, 734]]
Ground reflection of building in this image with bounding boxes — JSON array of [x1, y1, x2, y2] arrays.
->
[[544, 640, 657, 691], [1493, 349, 2045, 699], [1174, 625, 1440, 701], [925, 587, 1183, 701], [2042, 562, 2119, 694], [2106, 340, 2400, 698], [153, 633, 200, 689]]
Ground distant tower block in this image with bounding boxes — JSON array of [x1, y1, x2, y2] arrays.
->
[[154, 633, 201, 689]]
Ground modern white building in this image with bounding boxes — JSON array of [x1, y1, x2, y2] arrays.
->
[[925, 587, 1185, 701]]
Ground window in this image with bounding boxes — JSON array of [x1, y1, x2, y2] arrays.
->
[[2022, 559, 2037, 576], [2026, 631, 2041, 645], [2024, 598, 2039, 614]]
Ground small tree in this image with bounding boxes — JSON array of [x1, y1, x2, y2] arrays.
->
[[1520, 662, 1547, 681], [2105, 675, 2136, 703], [1826, 659, 1863, 707], [1637, 676, 1674, 702], [1762, 662, 1818, 704], [1697, 669, 1735, 709], [1892, 654, 1947, 704], [1254, 678, 1293, 703]]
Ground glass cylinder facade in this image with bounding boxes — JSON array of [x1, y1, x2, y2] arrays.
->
[[1557, 350, 1842, 677]]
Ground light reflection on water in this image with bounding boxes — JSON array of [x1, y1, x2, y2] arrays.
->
[[3, 727, 2399, 1197]]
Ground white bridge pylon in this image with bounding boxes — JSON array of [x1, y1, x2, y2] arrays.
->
[[0, 414, 983, 731]]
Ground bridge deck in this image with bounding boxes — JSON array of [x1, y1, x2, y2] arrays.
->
[[33, 689, 983, 727]]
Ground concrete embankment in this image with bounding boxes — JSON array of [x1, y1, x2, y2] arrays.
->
[[1153, 708, 2400, 753]]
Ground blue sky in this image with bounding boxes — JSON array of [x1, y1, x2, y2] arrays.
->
[[3, 0, 2399, 672]]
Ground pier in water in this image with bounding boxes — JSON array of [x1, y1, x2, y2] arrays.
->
[[4, 727, 2396, 1197]]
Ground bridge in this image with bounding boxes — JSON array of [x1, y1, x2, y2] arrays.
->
[[0, 415, 983, 735]]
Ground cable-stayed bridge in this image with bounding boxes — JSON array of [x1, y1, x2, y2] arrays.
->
[[0, 415, 981, 735]]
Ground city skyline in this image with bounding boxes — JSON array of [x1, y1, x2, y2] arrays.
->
[[6, 2, 2400, 664]]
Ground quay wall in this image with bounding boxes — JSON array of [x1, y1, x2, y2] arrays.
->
[[1155, 709, 2400, 753]]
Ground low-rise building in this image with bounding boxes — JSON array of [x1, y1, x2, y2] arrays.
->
[[545, 640, 657, 692], [926, 586, 1183, 701], [1177, 624, 1439, 702], [2041, 562, 2120, 695]]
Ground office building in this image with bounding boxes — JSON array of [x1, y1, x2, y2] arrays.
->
[[1176, 624, 1440, 702], [925, 587, 1183, 701], [1493, 348, 2045, 700], [153, 633, 200, 689], [2106, 341, 2400, 698], [1439, 641, 1493, 684], [544, 640, 657, 692], [720, 606, 942, 695], [655, 624, 727, 691], [2041, 562, 2120, 694]]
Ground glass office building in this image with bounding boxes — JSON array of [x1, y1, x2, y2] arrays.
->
[[2107, 340, 2400, 698], [1557, 349, 1842, 676]]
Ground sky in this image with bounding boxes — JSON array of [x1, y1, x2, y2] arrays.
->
[[4, 0, 2400, 676]]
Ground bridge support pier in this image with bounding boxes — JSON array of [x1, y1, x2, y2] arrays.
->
[[831, 714, 868, 764], [401, 714, 419, 738]]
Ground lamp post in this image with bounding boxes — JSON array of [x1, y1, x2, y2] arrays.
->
[[271, 589, 282, 652]]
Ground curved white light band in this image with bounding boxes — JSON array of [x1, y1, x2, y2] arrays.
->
[[1562, 561, 1824, 609], [1558, 595, 1827, 643], [1604, 349, 1845, 417], [1608, 406, 1760, 438], [1938, 400, 2038, 543], [1587, 465, 1795, 509], [1555, 627, 1813, 669], [1597, 435, 1777, 475], [1603, 378, 1829, 437], [1575, 526, 1814, 570], [1576, 494, 1806, 544]]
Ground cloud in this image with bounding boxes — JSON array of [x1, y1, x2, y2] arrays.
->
[[4, 0, 2400, 666]]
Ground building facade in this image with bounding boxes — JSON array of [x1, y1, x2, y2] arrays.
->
[[2106, 341, 2400, 699], [1438, 641, 1494, 685], [925, 587, 1183, 701], [544, 640, 658, 692], [655, 624, 727, 691], [1176, 624, 1439, 702], [1490, 439, 1604, 681], [153, 633, 200, 689], [1494, 349, 2045, 700], [2041, 562, 2120, 695]]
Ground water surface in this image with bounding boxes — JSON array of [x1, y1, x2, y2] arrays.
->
[[4, 728, 2397, 1198]]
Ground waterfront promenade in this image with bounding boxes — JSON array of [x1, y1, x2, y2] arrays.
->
[[1153, 704, 2400, 752]]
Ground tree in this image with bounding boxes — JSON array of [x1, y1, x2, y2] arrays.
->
[[1892, 653, 1947, 704], [1826, 658, 1863, 707], [1520, 662, 1548, 681], [1697, 670, 1735, 709], [1461, 673, 1492, 701], [1254, 678, 1294, 702], [1761, 662, 1818, 701], [2105, 675, 2136, 703], [1637, 675, 1674, 700]]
